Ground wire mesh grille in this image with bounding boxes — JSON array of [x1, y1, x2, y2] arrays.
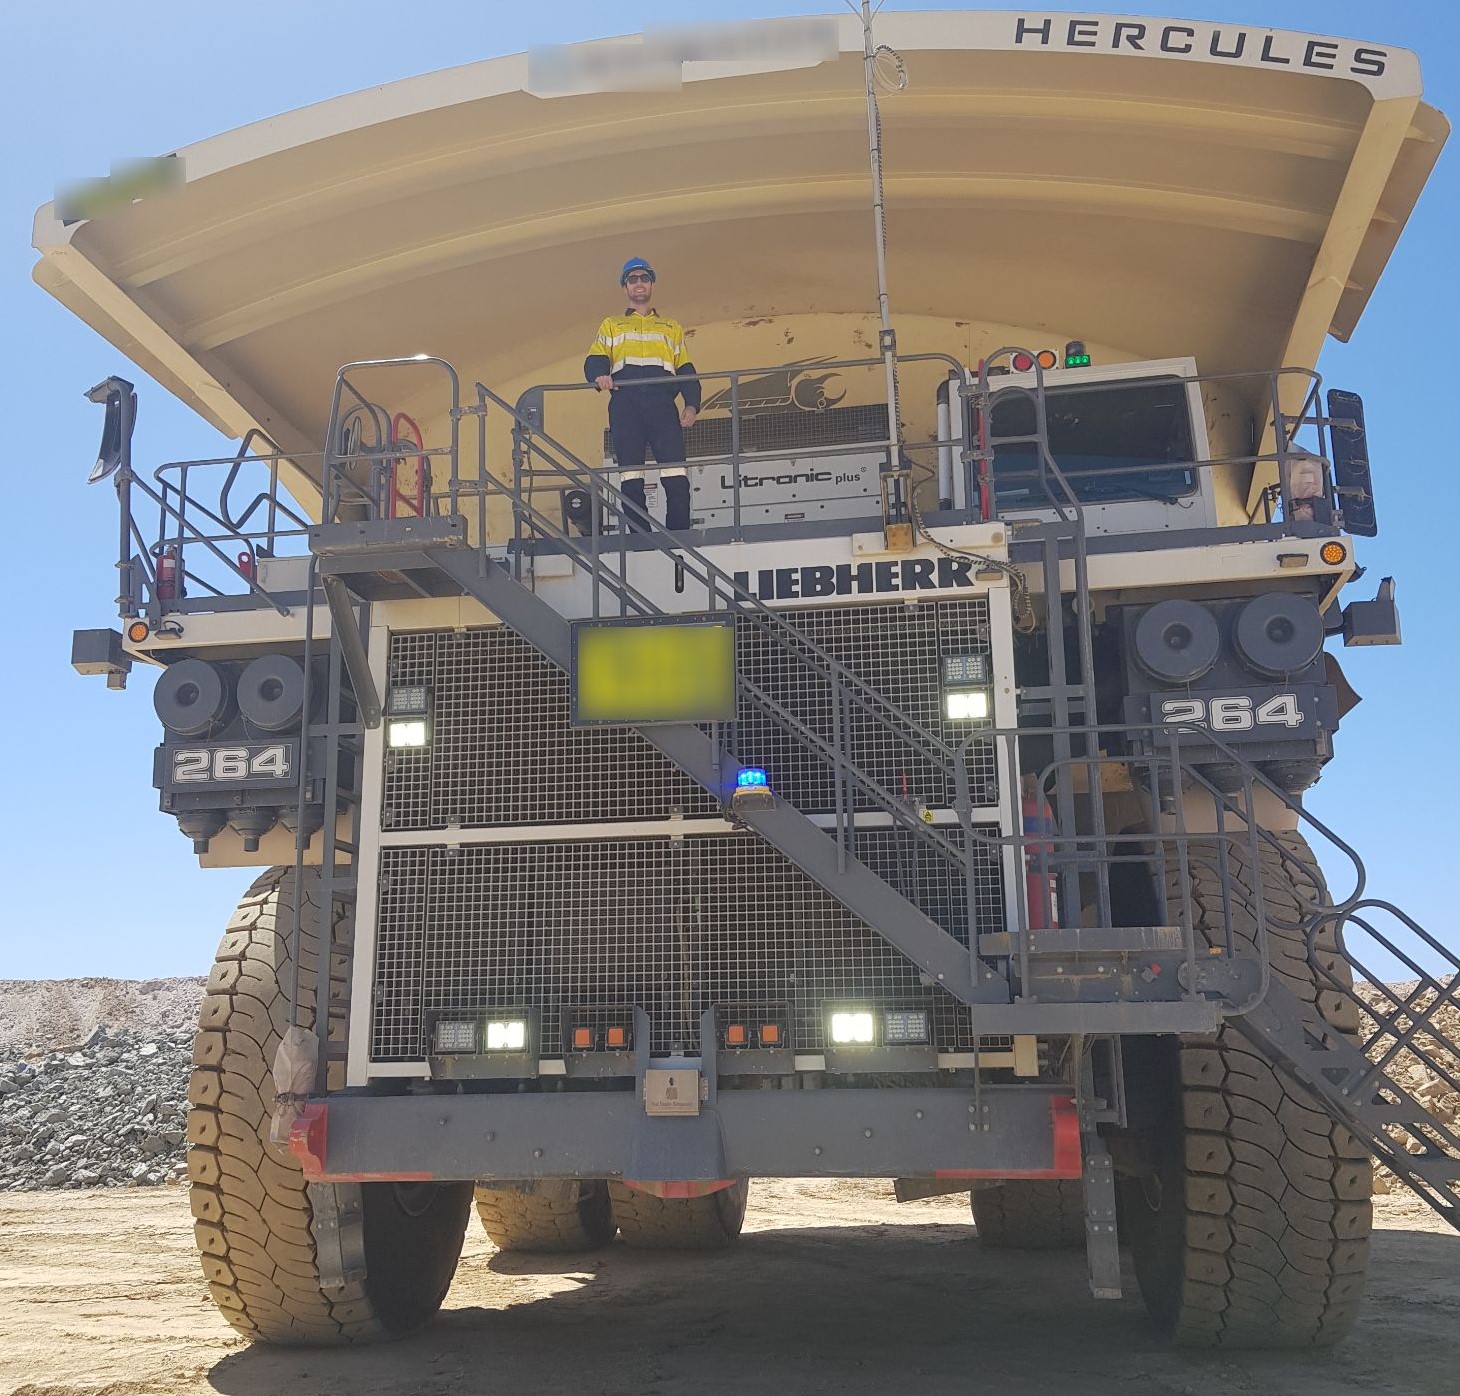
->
[[734, 598, 998, 813], [370, 827, 1002, 1061], [380, 634, 437, 828], [381, 627, 717, 829], [382, 597, 998, 832]]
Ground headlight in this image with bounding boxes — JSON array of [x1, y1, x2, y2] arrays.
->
[[386, 683, 431, 748], [944, 689, 990, 721], [484, 1019, 528, 1052], [829, 1010, 875, 1045], [386, 717, 429, 748]]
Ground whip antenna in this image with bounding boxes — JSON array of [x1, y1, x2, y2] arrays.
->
[[851, 0, 912, 546]]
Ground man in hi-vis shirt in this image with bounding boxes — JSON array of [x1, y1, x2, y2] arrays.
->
[[584, 257, 701, 531]]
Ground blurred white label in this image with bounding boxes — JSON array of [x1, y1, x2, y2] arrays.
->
[[529, 18, 839, 97]]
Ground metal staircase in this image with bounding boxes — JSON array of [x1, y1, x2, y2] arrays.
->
[[1234, 838, 1460, 1228], [308, 361, 1253, 1033], [299, 355, 1458, 1230]]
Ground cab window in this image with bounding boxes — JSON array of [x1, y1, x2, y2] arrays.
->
[[990, 378, 1196, 508]]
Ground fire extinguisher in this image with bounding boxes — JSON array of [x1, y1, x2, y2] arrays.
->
[[154, 543, 183, 601], [1022, 781, 1059, 931]]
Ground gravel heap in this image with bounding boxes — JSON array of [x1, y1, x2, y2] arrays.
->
[[0, 974, 1454, 1196], [0, 1025, 195, 1190], [0, 977, 204, 1057]]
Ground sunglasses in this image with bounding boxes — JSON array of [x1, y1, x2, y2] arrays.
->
[[624, 273, 654, 284]]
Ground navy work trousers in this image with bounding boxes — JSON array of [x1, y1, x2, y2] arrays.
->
[[609, 391, 690, 531]]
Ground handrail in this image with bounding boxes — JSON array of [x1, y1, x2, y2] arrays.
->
[[125, 468, 296, 619], [479, 378, 969, 766], [456, 373, 1376, 1012], [515, 350, 969, 538], [512, 355, 1348, 537], [467, 381, 979, 891], [322, 357, 462, 523], [124, 349, 1354, 624]]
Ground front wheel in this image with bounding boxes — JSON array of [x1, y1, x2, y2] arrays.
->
[[1124, 834, 1372, 1349], [188, 867, 473, 1345]]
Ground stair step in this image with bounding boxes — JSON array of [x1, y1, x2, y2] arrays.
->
[[979, 925, 1183, 957], [310, 515, 467, 557], [1391, 1156, 1460, 1183], [1236, 978, 1460, 1231]]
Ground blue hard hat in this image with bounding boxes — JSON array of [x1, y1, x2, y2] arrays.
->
[[620, 256, 656, 285]]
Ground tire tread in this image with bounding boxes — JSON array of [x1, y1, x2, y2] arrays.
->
[[1137, 833, 1373, 1349], [608, 1179, 749, 1250]]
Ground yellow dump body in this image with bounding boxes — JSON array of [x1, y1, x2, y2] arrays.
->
[[32, 12, 1447, 524]]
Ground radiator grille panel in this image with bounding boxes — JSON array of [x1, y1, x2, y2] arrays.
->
[[382, 598, 997, 831], [370, 829, 1002, 1061], [735, 599, 997, 813], [372, 596, 1007, 1063], [382, 627, 717, 830]]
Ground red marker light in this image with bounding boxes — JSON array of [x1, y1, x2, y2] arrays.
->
[[1011, 352, 1035, 373]]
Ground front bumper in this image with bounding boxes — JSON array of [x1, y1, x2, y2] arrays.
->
[[290, 1083, 1081, 1184]]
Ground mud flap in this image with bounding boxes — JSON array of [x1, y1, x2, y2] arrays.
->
[[307, 1180, 367, 1291], [1082, 1133, 1121, 1299]]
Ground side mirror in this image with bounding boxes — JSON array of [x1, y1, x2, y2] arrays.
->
[[85, 376, 137, 484], [1327, 389, 1376, 537], [1343, 577, 1401, 647]]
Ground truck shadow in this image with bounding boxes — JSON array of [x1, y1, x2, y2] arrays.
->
[[206, 1222, 1457, 1396]]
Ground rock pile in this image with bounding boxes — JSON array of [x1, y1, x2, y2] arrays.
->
[[0, 1025, 193, 1190], [0, 973, 1454, 1197], [0, 977, 204, 1057]]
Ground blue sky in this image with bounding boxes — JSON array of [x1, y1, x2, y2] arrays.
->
[[1, 1, 1456, 979]]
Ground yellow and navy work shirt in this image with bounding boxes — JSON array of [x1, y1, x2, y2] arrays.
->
[[583, 309, 701, 409]]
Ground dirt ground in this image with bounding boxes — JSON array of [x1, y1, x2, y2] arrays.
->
[[0, 1182, 1452, 1396]]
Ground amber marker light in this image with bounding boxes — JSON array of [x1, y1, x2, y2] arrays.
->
[[606, 1026, 628, 1049], [1036, 349, 1059, 370], [759, 1024, 781, 1046], [126, 620, 150, 643], [1320, 542, 1347, 566], [572, 1027, 594, 1051], [726, 1024, 747, 1047]]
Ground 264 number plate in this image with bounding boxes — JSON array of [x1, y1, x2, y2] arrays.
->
[[172, 743, 293, 784], [1159, 693, 1304, 732]]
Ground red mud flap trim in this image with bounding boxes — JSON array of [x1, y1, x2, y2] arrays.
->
[[934, 1093, 1083, 1181], [622, 1179, 738, 1200], [287, 1103, 430, 1184]]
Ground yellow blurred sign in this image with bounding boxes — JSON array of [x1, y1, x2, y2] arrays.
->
[[574, 620, 736, 725]]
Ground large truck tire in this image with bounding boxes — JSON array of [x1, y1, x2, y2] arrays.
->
[[1125, 833, 1372, 1349], [474, 1181, 616, 1252], [187, 867, 473, 1344], [607, 1179, 750, 1249], [972, 1179, 1085, 1249]]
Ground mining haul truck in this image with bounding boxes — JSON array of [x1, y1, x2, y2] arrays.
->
[[41, 10, 1459, 1350]]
